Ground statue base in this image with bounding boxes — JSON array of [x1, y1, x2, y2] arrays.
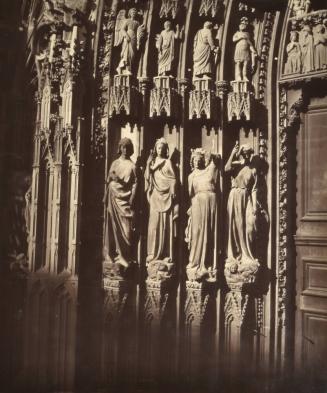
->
[[147, 258, 175, 281], [150, 76, 177, 118], [189, 77, 216, 120], [186, 265, 217, 283], [103, 260, 137, 281], [227, 80, 254, 121], [224, 257, 260, 291], [109, 74, 138, 117]]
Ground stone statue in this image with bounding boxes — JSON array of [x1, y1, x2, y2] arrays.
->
[[185, 148, 219, 282], [103, 138, 138, 274], [284, 30, 301, 74], [300, 25, 314, 73], [114, 8, 146, 75], [303, 0, 311, 14], [314, 24, 327, 70], [156, 21, 180, 76], [292, 0, 305, 18], [233, 17, 257, 82], [193, 21, 219, 79], [145, 138, 178, 279], [291, 0, 311, 17], [224, 143, 259, 283]]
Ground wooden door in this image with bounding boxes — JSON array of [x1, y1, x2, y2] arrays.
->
[[295, 94, 327, 388]]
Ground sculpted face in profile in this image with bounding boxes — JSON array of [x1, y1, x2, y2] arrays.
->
[[145, 138, 178, 280], [103, 138, 138, 276], [185, 148, 219, 282]]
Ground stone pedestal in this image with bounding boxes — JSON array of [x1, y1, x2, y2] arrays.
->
[[101, 277, 137, 388], [227, 80, 254, 121], [182, 281, 217, 387], [189, 78, 216, 120], [109, 75, 138, 117], [150, 76, 177, 118]]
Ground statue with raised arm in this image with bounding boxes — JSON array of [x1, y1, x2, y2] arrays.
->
[[185, 148, 219, 282], [224, 142, 259, 285], [103, 138, 138, 275], [233, 17, 257, 82], [114, 8, 146, 75], [145, 138, 179, 280], [193, 21, 219, 79], [156, 21, 181, 76]]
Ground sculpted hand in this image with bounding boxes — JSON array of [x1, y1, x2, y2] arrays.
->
[[147, 150, 154, 165], [232, 143, 240, 157]]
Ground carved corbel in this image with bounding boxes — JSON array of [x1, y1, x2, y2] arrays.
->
[[189, 78, 217, 119], [150, 76, 177, 118], [109, 75, 140, 117], [227, 81, 254, 121]]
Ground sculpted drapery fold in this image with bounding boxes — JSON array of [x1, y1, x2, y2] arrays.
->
[[145, 138, 178, 280], [185, 149, 219, 282], [104, 138, 137, 276]]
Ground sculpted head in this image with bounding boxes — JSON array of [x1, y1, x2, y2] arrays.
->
[[240, 144, 253, 162], [191, 148, 206, 170], [128, 8, 137, 19], [155, 138, 169, 158], [164, 21, 172, 31], [290, 30, 298, 42], [118, 138, 134, 158], [239, 17, 249, 31], [302, 24, 311, 36], [204, 21, 213, 30]]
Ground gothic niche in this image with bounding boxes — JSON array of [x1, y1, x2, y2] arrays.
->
[[185, 149, 219, 282], [145, 138, 179, 281], [109, 8, 146, 117], [189, 22, 219, 119], [228, 17, 257, 122], [103, 138, 138, 279], [150, 21, 182, 118]]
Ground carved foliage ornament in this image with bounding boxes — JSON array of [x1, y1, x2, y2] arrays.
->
[[278, 87, 288, 327]]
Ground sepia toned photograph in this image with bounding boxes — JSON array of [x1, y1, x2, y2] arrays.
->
[[0, 0, 326, 392]]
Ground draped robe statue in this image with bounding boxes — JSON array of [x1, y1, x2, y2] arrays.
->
[[156, 21, 180, 76], [103, 138, 138, 273], [224, 143, 259, 284], [300, 25, 314, 73], [185, 149, 219, 282], [314, 24, 327, 70], [285, 31, 301, 74], [193, 21, 218, 78], [114, 8, 145, 75], [145, 138, 178, 279]]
